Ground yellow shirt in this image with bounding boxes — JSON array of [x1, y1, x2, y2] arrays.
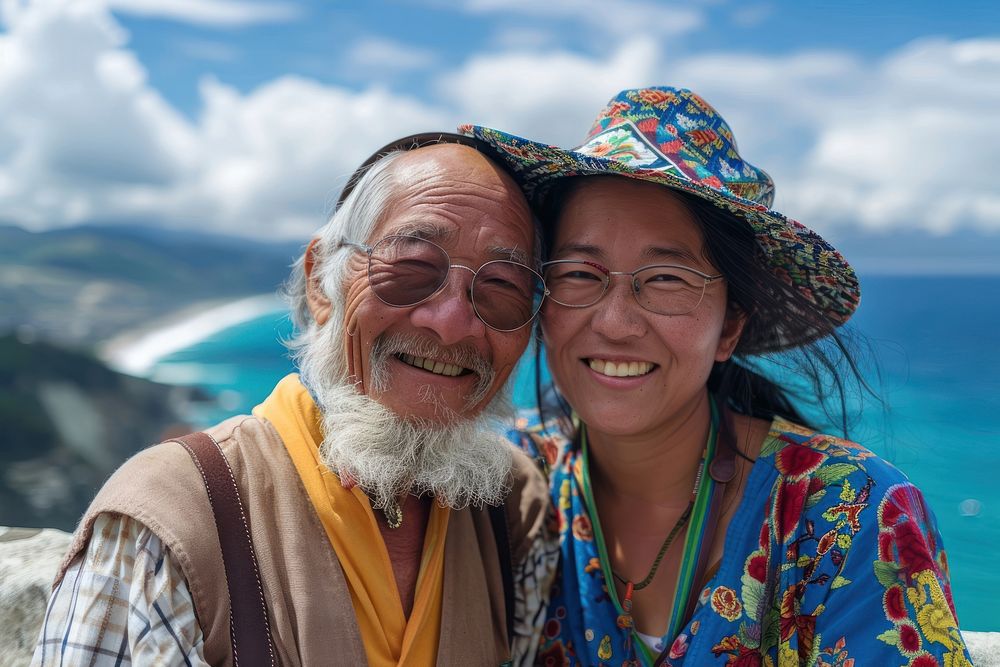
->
[[254, 374, 449, 666]]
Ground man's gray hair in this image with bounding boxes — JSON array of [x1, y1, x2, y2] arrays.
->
[[283, 150, 405, 382]]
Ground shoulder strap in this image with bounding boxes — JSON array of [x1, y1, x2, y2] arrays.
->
[[173, 432, 277, 667], [487, 502, 514, 650]]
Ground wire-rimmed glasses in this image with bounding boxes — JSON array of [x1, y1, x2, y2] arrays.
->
[[542, 259, 723, 316], [338, 235, 547, 332]]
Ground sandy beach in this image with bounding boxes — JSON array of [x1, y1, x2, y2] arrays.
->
[[98, 293, 287, 377]]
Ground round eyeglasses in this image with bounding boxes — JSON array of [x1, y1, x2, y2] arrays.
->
[[338, 235, 547, 332], [542, 259, 723, 316]]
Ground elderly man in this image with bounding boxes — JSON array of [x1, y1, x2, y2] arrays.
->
[[32, 135, 556, 666]]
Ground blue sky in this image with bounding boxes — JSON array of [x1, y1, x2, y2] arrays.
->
[[1, 0, 998, 251]]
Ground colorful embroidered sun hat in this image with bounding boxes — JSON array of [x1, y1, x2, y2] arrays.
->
[[459, 86, 860, 349]]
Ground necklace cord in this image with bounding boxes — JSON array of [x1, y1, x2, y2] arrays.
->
[[579, 397, 739, 665], [611, 502, 693, 590]]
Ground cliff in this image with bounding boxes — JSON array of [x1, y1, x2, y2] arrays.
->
[[0, 332, 206, 530]]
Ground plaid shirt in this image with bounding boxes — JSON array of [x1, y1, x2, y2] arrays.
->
[[33, 511, 557, 665], [32, 513, 207, 665]]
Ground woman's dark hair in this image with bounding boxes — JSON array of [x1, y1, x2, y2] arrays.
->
[[534, 176, 878, 443]]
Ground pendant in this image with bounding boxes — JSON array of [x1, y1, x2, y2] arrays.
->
[[616, 581, 636, 630], [383, 497, 403, 529]]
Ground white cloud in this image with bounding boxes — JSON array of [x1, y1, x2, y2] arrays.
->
[[436, 38, 1000, 235], [438, 38, 663, 146], [176, 38, 240, 63], [347, 36, 438, 73], [730, 3, 773, 28], [457, 0, 703, 38], [0, 0, 997, 239], [106, 0, 300, 27], [0, 0, 447, 238], [489, 26, 558, 51]]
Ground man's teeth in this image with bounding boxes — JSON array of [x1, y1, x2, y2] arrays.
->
[[588, 359, 655, 378], [399, 353, 465, 377]]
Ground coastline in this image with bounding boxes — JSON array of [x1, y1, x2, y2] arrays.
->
[[98, 293, 287, 377]]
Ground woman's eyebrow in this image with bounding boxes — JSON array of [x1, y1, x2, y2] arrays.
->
[[552, 243, 700, 265], [643, 245, 700, 265], [551, 242, 604, 260]]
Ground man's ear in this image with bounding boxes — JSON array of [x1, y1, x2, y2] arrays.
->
[[715, 302, 747, 362], [304, 238, 332, 326]]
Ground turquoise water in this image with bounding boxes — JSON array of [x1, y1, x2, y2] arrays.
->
[[151, 275, 1000, 631]]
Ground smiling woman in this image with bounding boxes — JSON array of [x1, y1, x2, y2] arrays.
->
[[466, 86, 974, 666]]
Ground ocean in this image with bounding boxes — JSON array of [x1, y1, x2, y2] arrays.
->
[[141, 274, 999, 631]]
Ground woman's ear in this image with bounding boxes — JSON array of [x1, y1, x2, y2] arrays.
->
[[304, 238, 332, 326], [715, 302, 747, 362]]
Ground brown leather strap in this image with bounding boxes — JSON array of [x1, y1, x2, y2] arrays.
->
[[173, 432, 276, 667], [486, 503, 514, 650]]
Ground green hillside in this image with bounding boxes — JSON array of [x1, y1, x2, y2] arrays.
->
[[0, 224, 301, 347]]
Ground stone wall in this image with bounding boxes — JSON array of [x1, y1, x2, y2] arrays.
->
[[1, 526, 996, 666], [0, 527, 73, 667]]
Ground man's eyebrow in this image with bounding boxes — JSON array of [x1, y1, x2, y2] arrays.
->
[[387, 224, 529, 265], [490, 245, 528, 265], [391, 222, 455, 243]]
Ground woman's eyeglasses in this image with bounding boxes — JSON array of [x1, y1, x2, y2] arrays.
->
[[542, 259, 723, 316], [338, 235, 547, 332]]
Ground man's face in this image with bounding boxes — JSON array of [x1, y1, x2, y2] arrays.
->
[[311, 144, 535, 424]]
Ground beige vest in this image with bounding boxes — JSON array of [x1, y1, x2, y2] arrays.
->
[[56, 414, 550, 666]]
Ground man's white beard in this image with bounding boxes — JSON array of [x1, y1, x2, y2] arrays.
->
[[296, 323, 516, 512]]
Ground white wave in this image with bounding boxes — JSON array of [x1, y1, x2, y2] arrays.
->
[[101, 294, 287, 377]]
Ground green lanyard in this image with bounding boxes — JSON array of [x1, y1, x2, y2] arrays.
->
[[578, 398, 720, 665]]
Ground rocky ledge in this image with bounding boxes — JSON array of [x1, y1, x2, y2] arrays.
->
[[1, 526, 996, 666]]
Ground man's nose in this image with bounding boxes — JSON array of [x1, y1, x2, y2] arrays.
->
[[408, 265, 486, 345]]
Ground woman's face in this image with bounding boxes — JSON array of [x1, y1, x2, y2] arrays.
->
[[541, 177, 745, 439]]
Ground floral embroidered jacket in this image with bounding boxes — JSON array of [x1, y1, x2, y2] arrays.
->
[[508, 413, 972, 667]]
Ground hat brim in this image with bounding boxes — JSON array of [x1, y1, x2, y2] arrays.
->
[[462, 123, 860, 349]]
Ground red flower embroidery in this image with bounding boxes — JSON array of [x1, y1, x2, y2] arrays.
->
[[894, 519, 936, 575], [883, 585, 907, 621], [775, 478, 809, 543], [878, 532, 894, 561], [747, 554, 767, 582], [899, 622, 922, 653], [775, 446, 825, 478], [635, 88, 678, 107], [669, 634, 689, 659], [572, 514, 593, 542], [909, 654, 940, 667], [732, 650, 762, 667], [538, 640, 569, 666], [711, 586, 742, 621], [599, 101, 631, 119]]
